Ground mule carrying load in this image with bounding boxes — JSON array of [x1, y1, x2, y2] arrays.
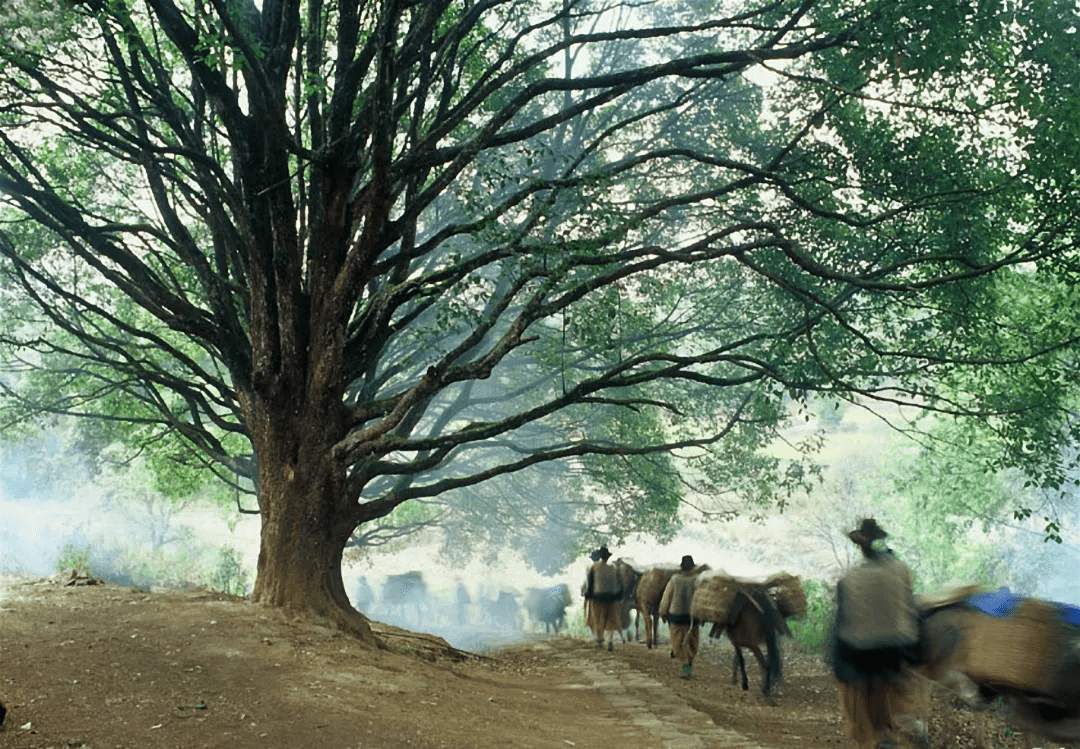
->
[[692, 570, 807, 699], [962, 588, 1079, 696], [919, 585, 1080, 744], [635, 566, 680, 649], [691, 571, 807, 625]]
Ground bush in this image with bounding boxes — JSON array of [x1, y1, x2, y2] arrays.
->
[[207, 546, 249, 596], [788, 579, 833, 656], [56, 543, 92, 575]]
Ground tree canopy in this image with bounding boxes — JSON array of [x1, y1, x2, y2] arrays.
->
[[1, 0, 1079, 636]]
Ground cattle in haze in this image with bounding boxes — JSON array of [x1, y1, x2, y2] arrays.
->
[[479, 590, 522, 631], [379, 571, 432, 628], [524, 584, 573, 634], [453, 582, 472, 626], [353, 575, 375, 614]]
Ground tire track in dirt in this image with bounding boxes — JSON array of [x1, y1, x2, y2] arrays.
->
[[533, 641, 770, 749]]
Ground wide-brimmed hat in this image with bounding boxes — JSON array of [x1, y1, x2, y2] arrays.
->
[[680, 555, 695, 570], [848, 518, 888, 547]]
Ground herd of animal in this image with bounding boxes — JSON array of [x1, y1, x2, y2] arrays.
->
[[356, 558, 804, 702], [359, 559, 1080, 749], [352, 571, 570, 634]]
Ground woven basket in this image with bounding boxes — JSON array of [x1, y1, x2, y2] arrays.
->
[[961, 598, 1065, 695], [765, 572, 807, 617], [691, 572, 742, 624]]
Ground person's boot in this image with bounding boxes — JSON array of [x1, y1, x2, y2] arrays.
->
[[680, 663, 692, 679], [607, 639, 613, 651]]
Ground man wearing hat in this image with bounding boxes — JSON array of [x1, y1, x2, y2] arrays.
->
[[832, 518, 921, 749], [583, 545, 623, 650], [659, 554, 704, 679]]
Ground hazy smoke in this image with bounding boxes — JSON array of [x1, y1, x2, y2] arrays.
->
[[0, 497, 76, 575]]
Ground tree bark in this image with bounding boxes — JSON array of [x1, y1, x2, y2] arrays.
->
[[244, 382, 375, 645], [251, 454, 375, 644]]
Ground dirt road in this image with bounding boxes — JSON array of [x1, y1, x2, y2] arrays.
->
[[0, 577, 1036, 749]]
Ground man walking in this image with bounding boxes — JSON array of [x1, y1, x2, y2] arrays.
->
[[584, 545, 623, 651], [832, 518, 921, 749], [660, 554, 702, 679]]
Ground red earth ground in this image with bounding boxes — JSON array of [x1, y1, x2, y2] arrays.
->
[[0, 575, 1069, 749]]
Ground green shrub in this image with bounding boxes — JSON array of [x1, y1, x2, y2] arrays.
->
[[56, 543, 92, 575], [207, 546, 249, 596], [788, 579, 833, 656]]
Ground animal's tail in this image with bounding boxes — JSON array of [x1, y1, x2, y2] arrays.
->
[[753, 588, 783, 689]]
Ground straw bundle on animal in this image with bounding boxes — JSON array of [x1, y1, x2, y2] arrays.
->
[[634, 566, 679, 648], [691, 570, 743, 625], [961, 598, 1067, 695], [764, 572, 806, 618], [914, 583, 983, 614], [635, 567, 679, 611]]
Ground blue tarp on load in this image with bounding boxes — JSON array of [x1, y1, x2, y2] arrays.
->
[[967, 586, 1080, 627], [968, 587, 1022, 617]]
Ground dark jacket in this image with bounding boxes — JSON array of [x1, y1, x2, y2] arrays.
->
[[586, 560, 623, 602], [659, 570, 698, 626]]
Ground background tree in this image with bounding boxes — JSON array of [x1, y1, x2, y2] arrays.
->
[[1, 0, 1079, 638], [887, 384, 1080, 592]]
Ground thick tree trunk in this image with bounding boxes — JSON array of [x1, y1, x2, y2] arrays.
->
[[245, 388, 375, 645], [240, 197, 373, 639], [251, 457, 374, 644]]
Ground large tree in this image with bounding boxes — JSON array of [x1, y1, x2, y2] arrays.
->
[[1, 0, 1078, 638]]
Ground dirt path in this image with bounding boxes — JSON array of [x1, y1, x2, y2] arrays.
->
[[0, 577, 1044, 749], [549, 641, 767, 749]]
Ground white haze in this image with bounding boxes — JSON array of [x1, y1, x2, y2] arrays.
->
[[0, 496, 84, 576], [3, 450, 1080, 653]]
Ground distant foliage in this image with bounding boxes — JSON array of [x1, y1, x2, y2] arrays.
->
[[55, 543, 91, 576], [809, 396, 851, 430], [788, 579, 833, 656], [53, 531, 251, 595], [208, 546, 249, 597]]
